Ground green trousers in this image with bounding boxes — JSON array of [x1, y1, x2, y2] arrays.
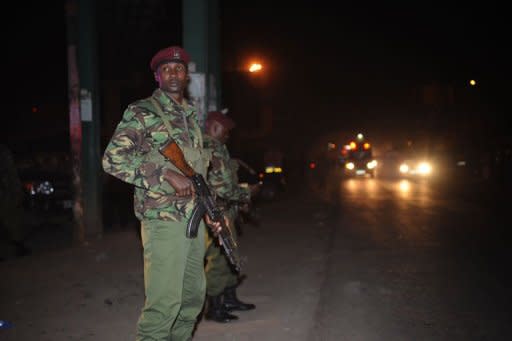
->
[[136, 219, 206, 341], [205, 209, 238, 296]]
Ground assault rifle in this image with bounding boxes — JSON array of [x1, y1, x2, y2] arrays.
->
[[159, 140, 242, 272], [216, 197, 260, 236]]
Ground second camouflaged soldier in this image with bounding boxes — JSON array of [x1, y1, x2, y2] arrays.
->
[[102, 45, 220, 341], [203, 111, 259, 323]]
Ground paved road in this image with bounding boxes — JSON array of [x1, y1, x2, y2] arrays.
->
[[1, 176, 510, 340], [307, 176, 511, 340], [196, 175, 511, 340]]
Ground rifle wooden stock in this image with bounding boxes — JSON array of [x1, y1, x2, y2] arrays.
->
[[159, 140, 195, 177]]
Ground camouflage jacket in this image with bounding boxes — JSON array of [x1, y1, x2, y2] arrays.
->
[[204, 135, 250, 203], [102, 89, 209, 222]]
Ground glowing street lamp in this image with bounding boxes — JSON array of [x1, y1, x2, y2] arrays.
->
[[469, 79, 476, 86], [248, 63, 263, 73]]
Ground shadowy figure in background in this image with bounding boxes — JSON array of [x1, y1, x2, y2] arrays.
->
[[0, 144, 30, 260], [231, 158, 261, 234]]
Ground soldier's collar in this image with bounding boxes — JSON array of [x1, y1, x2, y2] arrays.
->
[[153, 89, 195, 116], [204, 136, 226, 151]]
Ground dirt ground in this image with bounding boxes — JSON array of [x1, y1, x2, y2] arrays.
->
[[0, 192, 328, 341]]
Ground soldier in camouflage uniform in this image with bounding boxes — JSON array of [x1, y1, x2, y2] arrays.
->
[[102, 46, 220, 341], [202, 111, 260, 323]]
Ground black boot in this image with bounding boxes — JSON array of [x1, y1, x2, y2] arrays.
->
[[223, 285, 256, 311], [204, 295, 239, 323]]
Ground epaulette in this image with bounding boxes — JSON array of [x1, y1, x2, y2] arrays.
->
[[131, 97, 158, 114]]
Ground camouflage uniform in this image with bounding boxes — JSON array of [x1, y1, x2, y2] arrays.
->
[[204, 135, 250, 296], [102, 88, 210, 340]]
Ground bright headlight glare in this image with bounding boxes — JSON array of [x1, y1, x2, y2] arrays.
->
[[399, 164, 409, 173], [418, 162, 432, 175], [265, 166, 274, 174], [367, 160, 377, 169], [346, 162, 355, 170]]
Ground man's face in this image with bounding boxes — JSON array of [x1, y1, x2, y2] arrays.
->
[[154, 61, 188, 95], [210, 121, 230, 144], [218, 125, 230, 144]]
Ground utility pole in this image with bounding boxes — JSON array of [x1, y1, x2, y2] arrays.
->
[[78, 0, 103, 239], [183, 0, 221, 126], [65, 0, 85, 244], [65, 0, 103, 244]]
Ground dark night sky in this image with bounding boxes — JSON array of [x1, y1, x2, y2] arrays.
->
[[4, 1, 510, 155], [220, 1, 510, 147]]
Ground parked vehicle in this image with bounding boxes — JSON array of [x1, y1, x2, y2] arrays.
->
[[11, 136, 74, 226]]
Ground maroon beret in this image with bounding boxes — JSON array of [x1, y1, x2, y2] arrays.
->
[[206, 111, 236, 130], [150, 46, 191, 71]]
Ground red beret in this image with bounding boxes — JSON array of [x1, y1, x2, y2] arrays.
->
[[150, 46, 191, 71], [206, 111, 236, 130]]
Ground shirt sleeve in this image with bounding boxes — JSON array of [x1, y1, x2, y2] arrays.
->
[[102, 106, 173, 194], [208, 143, 250, 202]]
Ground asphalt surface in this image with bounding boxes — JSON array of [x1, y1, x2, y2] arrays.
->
[[308, 174, 512, 341], [1, 173, 510, 340]]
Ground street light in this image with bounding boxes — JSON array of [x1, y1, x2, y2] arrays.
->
[[248, 63, 263, 73], [469, 79, 477, 86]]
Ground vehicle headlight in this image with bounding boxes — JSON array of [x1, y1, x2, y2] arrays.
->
[[36, 181, 55, 195], [399, 164, 409, 173], [346, 162, 355, 170], [367, 160, 377, 169], [417, 162, 432, 175]]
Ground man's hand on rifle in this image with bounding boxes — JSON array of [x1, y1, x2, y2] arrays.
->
[[204, 215, 223, 243], [163, 169, 194, 197]]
